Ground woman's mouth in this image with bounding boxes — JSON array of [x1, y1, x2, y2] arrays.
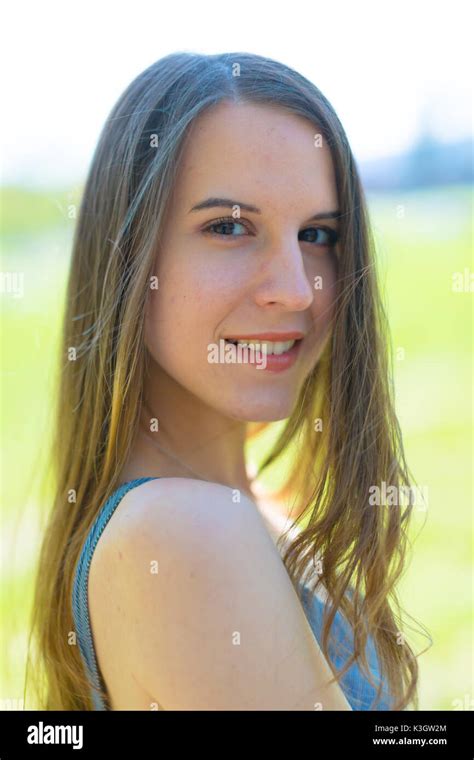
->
[[223, 337, 303, 372]]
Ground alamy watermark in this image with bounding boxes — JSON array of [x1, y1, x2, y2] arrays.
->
[[27, 721, 83, 750], [368, 481, 429, 510], [208, 339, 268, 370]]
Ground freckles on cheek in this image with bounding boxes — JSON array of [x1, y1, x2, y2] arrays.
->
[[187, 269, 245, 320], [151, 277, 213, 338]]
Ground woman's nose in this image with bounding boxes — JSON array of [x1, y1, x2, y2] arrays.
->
[[252, 241, 315, 311]]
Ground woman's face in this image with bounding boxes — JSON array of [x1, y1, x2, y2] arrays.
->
[[145, 100, 339, 422]]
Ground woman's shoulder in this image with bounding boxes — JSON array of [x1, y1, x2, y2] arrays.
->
[[87, 476, 298, 706], [90, 476, 271, 590], [87, 476, 266, 708], [102, 476, 258, 541], [88, 475, 352, 710], [99, 475, 297, 554]]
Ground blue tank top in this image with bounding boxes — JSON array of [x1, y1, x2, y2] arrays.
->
[[72, 477, 394, 711]]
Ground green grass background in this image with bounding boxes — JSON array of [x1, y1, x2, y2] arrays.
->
[[1, 183, 472, 710]]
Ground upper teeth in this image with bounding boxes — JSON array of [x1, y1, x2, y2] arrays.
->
[[226, 339, 296, 355]]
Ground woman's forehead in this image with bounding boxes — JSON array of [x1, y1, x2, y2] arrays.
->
[[172, 101, 338, 217]]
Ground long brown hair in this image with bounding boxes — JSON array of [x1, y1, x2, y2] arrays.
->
[[25, 50, 430, 710]]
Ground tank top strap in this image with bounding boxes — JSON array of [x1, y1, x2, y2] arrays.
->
[[72, 477, 161, 710]]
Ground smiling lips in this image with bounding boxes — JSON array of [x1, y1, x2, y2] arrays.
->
[[222, 331, 305, 371], [224, 332, 304, 357]]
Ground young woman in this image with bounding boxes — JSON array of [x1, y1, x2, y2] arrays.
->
[[26, 50, 423, 711]]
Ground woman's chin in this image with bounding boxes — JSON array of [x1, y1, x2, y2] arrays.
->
[[224, 396, 297, 423]]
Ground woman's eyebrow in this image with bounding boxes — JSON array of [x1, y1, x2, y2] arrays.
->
[[189, 197, 340, 222]]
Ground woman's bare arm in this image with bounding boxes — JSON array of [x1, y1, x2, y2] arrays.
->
[[104, 478, 352, 711]]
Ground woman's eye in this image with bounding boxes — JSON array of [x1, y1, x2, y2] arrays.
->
[[204, 218, 250, 237], [299, 227, 339, 247]]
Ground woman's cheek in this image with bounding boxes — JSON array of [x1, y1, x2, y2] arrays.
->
[[310, 251, 338, 310]]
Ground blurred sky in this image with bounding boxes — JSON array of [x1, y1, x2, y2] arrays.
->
[[1, 0, 472, 188]]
